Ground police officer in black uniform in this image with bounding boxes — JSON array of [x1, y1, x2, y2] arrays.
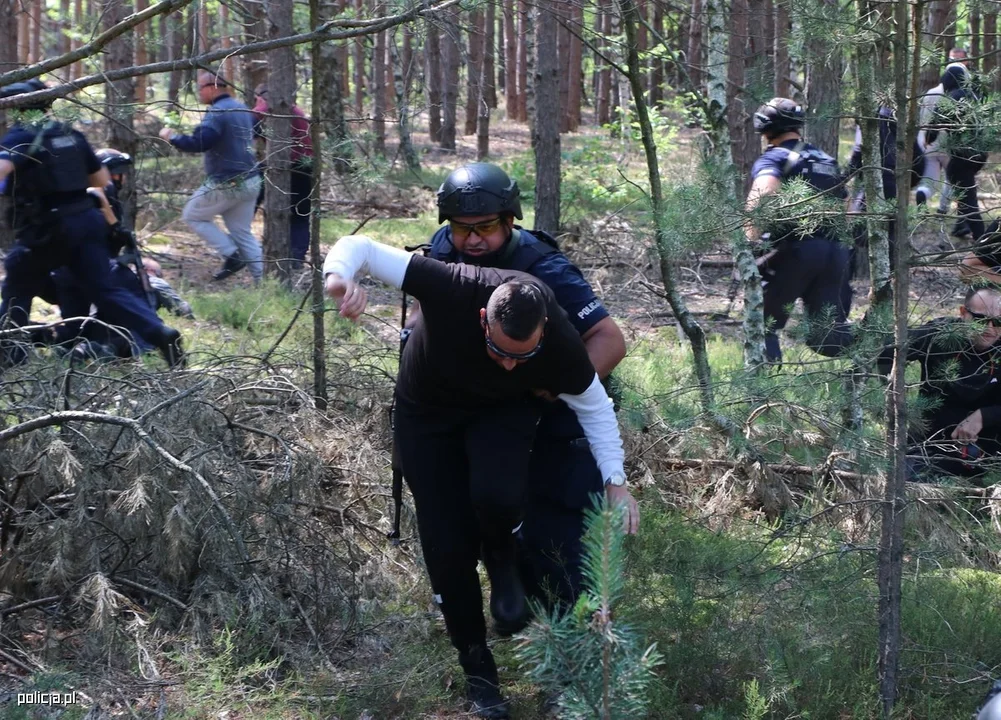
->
[[426, 163, 634, 612], [0, 80, 183, 367], [747, 98, 853, 363]]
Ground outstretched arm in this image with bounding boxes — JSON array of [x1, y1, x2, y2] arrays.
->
[[559, 374, 639, 534], [322, 235, 414, 319]]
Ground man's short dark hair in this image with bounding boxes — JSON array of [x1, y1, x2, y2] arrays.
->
[[486, 281, 547, 341]]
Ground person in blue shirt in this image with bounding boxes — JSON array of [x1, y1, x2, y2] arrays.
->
[[159, 71, 262, 282], [746, 98, 853, 363], [0, 79, 183, 368]]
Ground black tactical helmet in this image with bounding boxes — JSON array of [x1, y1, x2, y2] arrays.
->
[[753, 97, 805, 136], [436, 163, 522, 223], [0, 79, 50, 110], [95, 148, 133, 174]]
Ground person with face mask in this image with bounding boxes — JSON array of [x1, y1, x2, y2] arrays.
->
[[878, 286, 1001, 481], [321, 234, 639, 718]]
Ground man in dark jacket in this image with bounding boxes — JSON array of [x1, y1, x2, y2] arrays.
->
[[878, 286, 1001, 481], [159, 71, 262, 282]]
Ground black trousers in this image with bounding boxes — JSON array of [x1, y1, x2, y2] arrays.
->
[[520, 434, 604, 610], [760, 237, 854, 362], [393, 394, 540, 655], [946, 152, 988, 241]]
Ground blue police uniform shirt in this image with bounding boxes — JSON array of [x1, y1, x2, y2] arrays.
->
[[428, 225, 609, 337], [0, 125, 101, 174]]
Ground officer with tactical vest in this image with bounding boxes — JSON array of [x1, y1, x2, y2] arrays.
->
[[425, 163, 634, 612], [0, 80, 184, 367], [747, 98, 853, 363]]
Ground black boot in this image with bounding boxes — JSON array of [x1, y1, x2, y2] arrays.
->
[[156, 327, 186, 368], [482, 541, 530, 637], [459, 645, 510, 719], [212, 253, 247, 281]]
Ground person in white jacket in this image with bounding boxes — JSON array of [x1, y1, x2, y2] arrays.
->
[[323, 234, 638, 719], [915, 61, 970, 212]]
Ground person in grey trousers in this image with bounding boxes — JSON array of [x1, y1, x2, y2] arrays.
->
[[159, 71, 263, 282]]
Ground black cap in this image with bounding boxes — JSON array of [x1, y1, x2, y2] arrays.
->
[[436, 163, 522, 223]]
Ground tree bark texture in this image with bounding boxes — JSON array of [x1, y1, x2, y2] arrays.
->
[[523, 1, 535, 130], [0, 0, 16, 250], [104, 0, 138, 226], [263, 0, 296, 283], [504, 0, 517, 117], [478, 1, 494, 159], [391, 28, 420, 171], [774, 0, 790, 95], [372, 0, 387, 155], [726, 0, 754, 190], [920, 0, 953, 88], [309, 0, 328, 411], [316, 0, 352, 173], [353, 0, 365, 115], [439, 5, 459, 150], [567, 0, 583, 130], [557, 0, 571, 133], [878, 0, 919, 714], [425, 12, 442, 142], [465, 8, 484, 135], [484, 3, 496, 108], [533, 4, 560, 231], [597, 0, 612, 126], [804, 0, 843, 157]]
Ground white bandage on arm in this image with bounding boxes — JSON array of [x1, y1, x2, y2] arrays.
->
[[559, 373, 626, 483], [322, 234, 413, 289]]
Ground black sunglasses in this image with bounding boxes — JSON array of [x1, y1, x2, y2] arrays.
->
[[966, 308, 1001, 326], [482, 320, 545, 360]]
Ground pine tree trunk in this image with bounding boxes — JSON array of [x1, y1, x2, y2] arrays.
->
[[134, 0, 148, 103], [620, 0, 719, 408], [392, 28, 420, 171], [707, 0, 766, 369], [557, 1, 571, 133], [353, 0, 365, 116], [440, 6, 460, 150], [763, 0, 775, 82], [426, 15, 443, 141], [504, 0, 517, 118], [879, 0, 919, 712], [477, 3, 494, 160], [727, 0, 752, 188], [804, 0, 843, 157], [29, 0, 40, 64], [984, 12, 997, 82], [373, 0, 387, 155], [168, 9, 183, 105], [567, 1, 582, 130], [182, 5, 195, 89], [533, 4, 561, 230], [104, 0, 137, 225], [688, 0, 704, 91], [920, 0, 953, 87], [971, 6, 981, 69], [263, 0, 296, 283], [465, 8, 484, 135], [774, 0, 790, 95], [597, 0, 612, 125], [517, 0, 529, 121], [220, 2, 233, 89], [70, 0, 82, 79], [18, 3, 29, 64], [524, 1, 535, 129], [309, 0, 328, 410], [649, 1, 664, 106], [316, 0, 352, 173], [0, 0, 16, 251], [484, 3, 497, 108]]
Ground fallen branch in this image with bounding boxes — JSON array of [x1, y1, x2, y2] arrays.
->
[[0, 411, 251, 567]]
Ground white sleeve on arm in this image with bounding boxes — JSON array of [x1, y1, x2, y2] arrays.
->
[[558, 374, 626, 483], [322, 234, 413, 289]]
